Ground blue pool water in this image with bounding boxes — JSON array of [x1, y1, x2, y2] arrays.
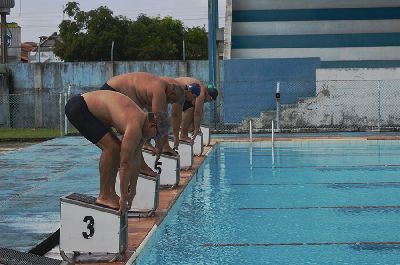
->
[[135, 140, 400, 265]]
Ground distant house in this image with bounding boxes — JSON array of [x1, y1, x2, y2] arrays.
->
[[21, 42, 35, 62], [29, 32, 63, 63]]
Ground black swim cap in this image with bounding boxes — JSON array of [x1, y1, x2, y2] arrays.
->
[[206, 88, 218, 100], [187, 83, 201, 96]]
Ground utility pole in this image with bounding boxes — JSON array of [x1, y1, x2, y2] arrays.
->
[[0, 0, 15, 64], [208, 0, 218, 88]]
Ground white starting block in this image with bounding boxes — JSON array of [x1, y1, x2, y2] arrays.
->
[[115, 173, 160, 217], [188, 132, 204, 156], [142, 149, 180, 187], [60, 192, 128, 263], [168, 138, 193, 169], [200, 125, 210, 146]]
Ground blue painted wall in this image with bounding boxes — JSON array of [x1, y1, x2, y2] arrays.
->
[[232, 7, 400, 22], [223, 58, 320, 123], [3, 61, 212, 128]]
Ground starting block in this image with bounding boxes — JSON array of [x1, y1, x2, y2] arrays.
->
[[188, 132, 204, 156], [143, 149, 180, 187], [200, 125, 210, 146], [60, 192, 128, 263], [115, 173, 160, 217], [169, 138, 193, 169]]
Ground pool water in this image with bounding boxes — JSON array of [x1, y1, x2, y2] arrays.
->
[[135, 140, 400, 265]]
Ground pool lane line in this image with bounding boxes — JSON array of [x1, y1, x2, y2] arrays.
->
[[239, 205, 400, 210], [202, 241, 400, 247], [231, 181, 400, 186], [250, 152, 400, 157], [234, 164, 400, 169]]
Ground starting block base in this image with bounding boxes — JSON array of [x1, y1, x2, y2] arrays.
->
[[188, 132, 204, 156], [60, 192, 128, 263], [116, 173, 160, 217], [169, 138, 193, 169], [143, 149, 180, 188], [200, 125, 210, 146]]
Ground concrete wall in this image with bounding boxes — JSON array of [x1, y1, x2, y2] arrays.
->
[[2, 60, 210, 128], [244, 68, 400, 131], [228, 0, 400, 67], [223, 57, 320, 123]]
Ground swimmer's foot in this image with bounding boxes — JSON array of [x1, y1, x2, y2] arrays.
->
[[162, 146, 178, 156], [96, 197, 119, 210], [140, 163, 158, 177], [179, 136, 192, 143], [143, 142, 157, 153]]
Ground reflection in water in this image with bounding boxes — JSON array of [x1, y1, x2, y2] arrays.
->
[[351, 244, 400, 252]]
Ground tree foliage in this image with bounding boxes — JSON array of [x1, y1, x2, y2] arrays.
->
[[54, 2, 208, 62]]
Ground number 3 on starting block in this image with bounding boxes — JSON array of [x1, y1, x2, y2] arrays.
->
[[60, 193, 128, 263]]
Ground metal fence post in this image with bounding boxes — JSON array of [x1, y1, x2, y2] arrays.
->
[[275, 81, 281, 131], [59, 92, 64, 137], [377, 81, 381, 132], [64, 84, 71, 135]]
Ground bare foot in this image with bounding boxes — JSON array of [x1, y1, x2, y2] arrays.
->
[[180, 136, 192, 144], [143, 142, 157, 153], [140, 162, 158, 177], [96, 197, 119, 210], [162, 146, 178, 156]]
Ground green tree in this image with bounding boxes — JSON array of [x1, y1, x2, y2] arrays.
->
[[184, 26, 208, 60], [55, 2, 128, 61], [54, 2, 208, 61]]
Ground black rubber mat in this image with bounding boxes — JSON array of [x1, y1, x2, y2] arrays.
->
[[0, 247, 66, 265], [66, 192, 96, 205]]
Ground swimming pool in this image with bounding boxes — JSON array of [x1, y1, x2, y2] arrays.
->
[[134, 140, 400, 265]]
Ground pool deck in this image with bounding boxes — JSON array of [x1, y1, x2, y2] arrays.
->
[[44, 144, 213, 265]]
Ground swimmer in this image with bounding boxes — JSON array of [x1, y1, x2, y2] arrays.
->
[[174, 77, 218, 143], [100, 72, 184, 176], [65, 90, 161, 214]]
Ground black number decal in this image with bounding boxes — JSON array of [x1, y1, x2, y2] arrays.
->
[[155, 161, 162, 174], [82, 216, 95, 239]]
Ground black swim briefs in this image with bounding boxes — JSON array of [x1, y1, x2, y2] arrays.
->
[[100, 82, 117, 92], [183, 100, 194, 111], [65, 95, 111, 144]]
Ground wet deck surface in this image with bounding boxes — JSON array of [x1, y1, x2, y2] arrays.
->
[[0, 137, 100, 252]]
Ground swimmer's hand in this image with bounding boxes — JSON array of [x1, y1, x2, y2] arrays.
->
[[154, 147, 162, 163], [191, 128, 201, 141], [173, 136, 180, 150], [127, 190, 136, 210], [118, 196, 128, 215]]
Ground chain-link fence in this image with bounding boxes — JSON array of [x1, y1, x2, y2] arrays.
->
[[1, 79, 399, 137], [0, 92, 67, 135], [204, 79, 400, 133]]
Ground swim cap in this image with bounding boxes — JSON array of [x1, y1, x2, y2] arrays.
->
[[206, 87, 218, 100], [187, 83, 201, 97]]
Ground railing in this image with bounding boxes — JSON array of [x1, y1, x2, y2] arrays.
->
[[205, 79, 400, 133]]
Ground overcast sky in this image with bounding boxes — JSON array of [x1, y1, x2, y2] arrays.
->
[[8, 0, 226, 42]]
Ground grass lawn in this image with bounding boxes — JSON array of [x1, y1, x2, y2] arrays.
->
[[0, 128, 61, 140]]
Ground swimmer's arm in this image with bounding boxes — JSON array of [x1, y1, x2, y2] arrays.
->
[[119, 125, 142, 213], [151, 88, 168, 113], [193, 95, 204, 136], [171, 102, 183, 148]]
